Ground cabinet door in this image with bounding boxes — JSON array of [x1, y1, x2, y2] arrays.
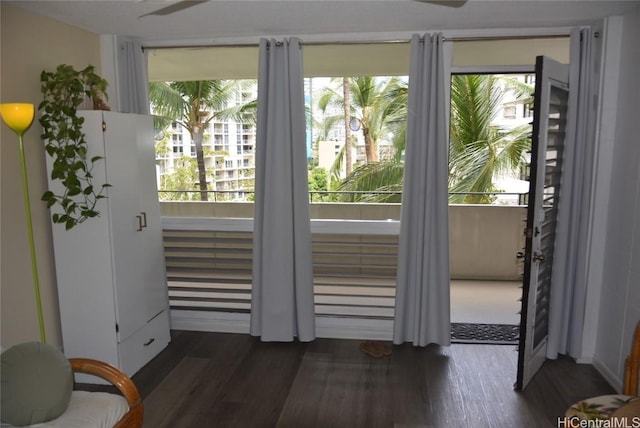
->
[[102, 112, 148, 341], [52, 112, 120, 367], [134, 115, 170, 321]]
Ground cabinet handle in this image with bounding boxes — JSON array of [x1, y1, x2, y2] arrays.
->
[[143, 338, 155, 347], [140, 212, 147, 228], [136, 215, 143, 232]]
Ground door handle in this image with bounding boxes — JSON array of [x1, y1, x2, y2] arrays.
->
[[516, 251, 525, 259], [136, 212, 147, 231], [533, 252, 545, 262]]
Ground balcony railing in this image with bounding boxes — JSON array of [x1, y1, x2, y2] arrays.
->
[[160, 200, 526, 337], [163, 219, 398, 319], [158, 189, 528, 205]]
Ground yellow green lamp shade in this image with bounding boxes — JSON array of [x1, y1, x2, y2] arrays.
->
[[0, 103, 35, 136]]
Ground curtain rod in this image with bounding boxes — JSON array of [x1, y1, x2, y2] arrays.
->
[[143, 33, 569, 50]]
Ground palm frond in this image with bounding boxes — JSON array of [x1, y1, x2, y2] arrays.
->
[[501, 75, 534, 104], [329, 142, 346, 182], [338, 161, 404, 202], [149, 81, 186, 127]]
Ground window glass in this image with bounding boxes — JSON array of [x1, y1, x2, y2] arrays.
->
[[151, 79, 257, 208], [147, 37, 568, 218]]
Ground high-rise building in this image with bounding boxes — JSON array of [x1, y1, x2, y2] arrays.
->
[[155, 85, 257, 201]]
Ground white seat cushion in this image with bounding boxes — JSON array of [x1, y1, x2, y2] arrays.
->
[[565, 394, 638, 420], [1, 391, 129, 428]]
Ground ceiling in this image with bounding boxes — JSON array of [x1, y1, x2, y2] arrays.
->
[[8, 0, 640, 44]]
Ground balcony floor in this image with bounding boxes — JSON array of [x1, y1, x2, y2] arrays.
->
[[451, 279, 522, 325]]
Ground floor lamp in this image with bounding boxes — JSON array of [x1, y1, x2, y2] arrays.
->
[[0, 103, 46, 343]]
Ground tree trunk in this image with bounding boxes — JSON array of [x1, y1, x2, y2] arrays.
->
[[343, 77, 352, 177], [192, 128, 209, 201], [362, 126, 379, 163]]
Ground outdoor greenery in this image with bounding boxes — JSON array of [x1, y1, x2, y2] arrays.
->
[[153, 73, 532, 205], [334, 74, 532, 204], [318, 76, 406, 165], [155, 132, 200, 201], [149, 80, 256, 201], [448, 75, 531, 204], [308, 166, 332, 202], [39, 64, 111, 230]]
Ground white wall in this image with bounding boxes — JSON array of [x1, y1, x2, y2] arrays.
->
[[0, 5, 102, 348], [449, 205, 526, 280], [593, 5, 640, 392]]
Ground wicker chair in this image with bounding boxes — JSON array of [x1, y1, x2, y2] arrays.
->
[[624, 321, 640, 397], [565, 321, 640, 420], [0, 342, 143, 428], [69, 358, 143, 428]]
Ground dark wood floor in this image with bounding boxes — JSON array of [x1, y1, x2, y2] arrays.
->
[[127, 330, 614, 428]]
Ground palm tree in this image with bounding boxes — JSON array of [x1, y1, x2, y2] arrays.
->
[[343, 77, 353, 176], [317, 76, 404, 164], [337, 161, 405, 202], [337, 74, 532, 204], [149, 80, 256, 201], [334, 77, 405, 202], [448, 74, 531, 203]]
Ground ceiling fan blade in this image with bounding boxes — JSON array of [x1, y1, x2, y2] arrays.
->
[[139, 0, 208, 18], [414, 0, 468, 7]]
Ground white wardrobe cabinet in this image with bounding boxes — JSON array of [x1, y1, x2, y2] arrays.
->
[[46, 111, 170, 380]]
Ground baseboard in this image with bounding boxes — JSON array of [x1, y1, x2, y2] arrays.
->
[[576, 355, 594, 364], [316, 317, 393, 341], [170, 310, 393, 341], [171, 310, 250, 334], [592, 355, 623, 393]]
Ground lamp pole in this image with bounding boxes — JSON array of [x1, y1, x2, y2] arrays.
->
[[17, 132, 47, 343], [1, 103, 46, 343]]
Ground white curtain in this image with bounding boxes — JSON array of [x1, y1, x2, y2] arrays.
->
[[116, 37, 150, 114], [547, 28, 596, 359], [250, 38, 315, 342], [393, 33, 451, 347]]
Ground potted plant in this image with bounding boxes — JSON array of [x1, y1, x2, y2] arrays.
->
[[39, 64, 111, 230]]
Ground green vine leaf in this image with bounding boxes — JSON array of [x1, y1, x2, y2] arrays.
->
[[40, 64, 111, 230]]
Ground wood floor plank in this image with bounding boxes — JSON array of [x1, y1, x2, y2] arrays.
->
[[131, 331, 616, 428], [141, 332, 254, 428], [190, 339, 307, 428], [389, 344, 436, 426], [278, 339, 395, 428], [142, 357, 214, 427], [133, 330, 202, 398]]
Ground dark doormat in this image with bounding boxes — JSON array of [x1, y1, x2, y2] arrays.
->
[[451, 323, 519, 345]]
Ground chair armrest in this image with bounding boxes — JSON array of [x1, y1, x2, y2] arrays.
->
[[623, 321, 640, 396], [69, 358, 143, 428]]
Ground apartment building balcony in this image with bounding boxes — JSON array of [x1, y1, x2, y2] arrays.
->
[[160, 199, 525, 340]]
